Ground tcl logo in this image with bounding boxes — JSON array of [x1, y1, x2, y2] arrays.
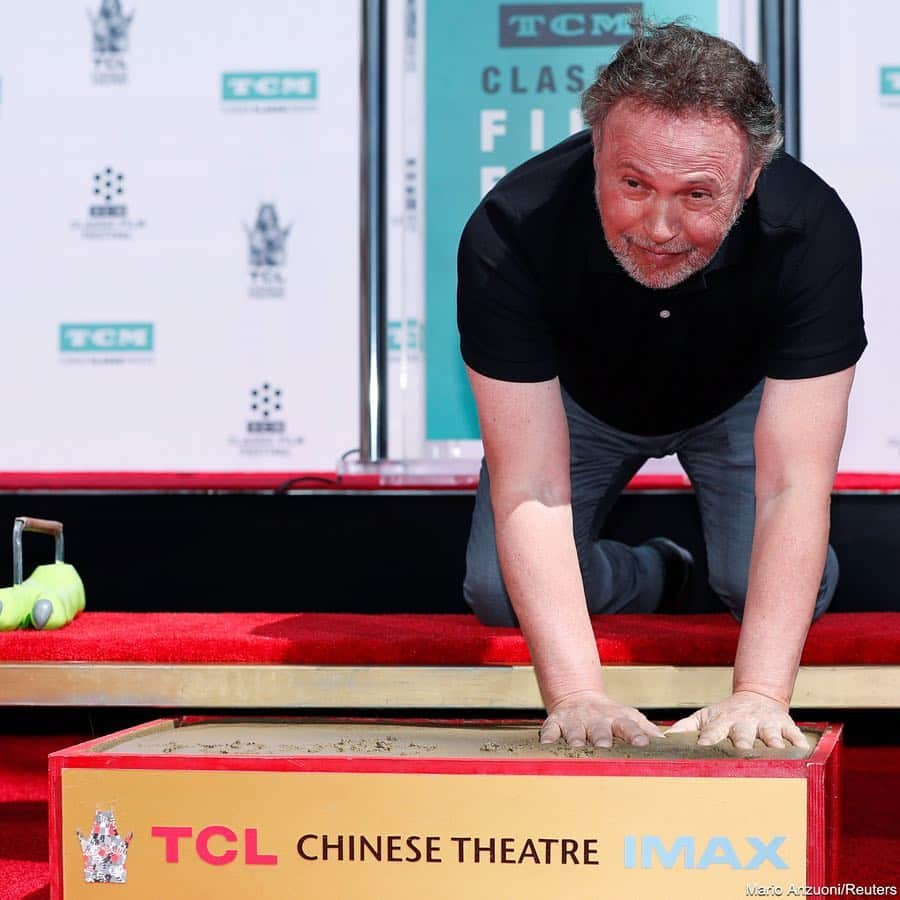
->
[[151, 826, 278, 866]]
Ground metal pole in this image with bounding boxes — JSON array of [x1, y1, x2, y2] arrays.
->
[[359, 0, 388, 461], [760, 0, 782, 106], [782, 0, 801, 158], [760, 0, 801, 158]]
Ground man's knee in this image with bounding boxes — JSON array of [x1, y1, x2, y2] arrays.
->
[[812, 546, 839, 621], [708, 563, 750, 618], [711, 545, 839, 622], [463, 554, 519, 627]]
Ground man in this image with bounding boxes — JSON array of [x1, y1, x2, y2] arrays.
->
[[457, 19, 865, 751]]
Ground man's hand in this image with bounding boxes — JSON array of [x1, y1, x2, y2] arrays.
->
[[665, 690, 809, 750], [540, 689, 664, 748]]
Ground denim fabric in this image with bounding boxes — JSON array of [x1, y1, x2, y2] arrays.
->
[[463, 381, 838, 626]]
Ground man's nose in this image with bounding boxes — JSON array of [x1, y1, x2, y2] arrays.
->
[[644, 196, 680, 243]]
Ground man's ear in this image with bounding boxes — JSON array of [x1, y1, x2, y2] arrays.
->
[[744, 163, 763, 198]]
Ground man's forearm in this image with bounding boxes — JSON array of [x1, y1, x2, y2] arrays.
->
[[493, 496, 604, 707], [733, 488, 831, 704]]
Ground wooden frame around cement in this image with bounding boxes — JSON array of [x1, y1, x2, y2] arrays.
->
[[1, 663, 897, 708]]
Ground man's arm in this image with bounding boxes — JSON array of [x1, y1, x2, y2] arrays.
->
[[467, 366, 662, 747], [669, 367, 855, 748]]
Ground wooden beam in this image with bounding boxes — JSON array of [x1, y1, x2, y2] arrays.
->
[[0, 664, 896, 709]]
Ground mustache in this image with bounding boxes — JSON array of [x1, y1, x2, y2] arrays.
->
[[624, 236, 697, 255]]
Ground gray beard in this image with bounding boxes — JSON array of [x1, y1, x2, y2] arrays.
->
[[599, 194, 748, 290]]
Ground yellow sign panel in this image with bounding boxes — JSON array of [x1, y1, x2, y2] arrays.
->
[[62, 769, 807, 899]]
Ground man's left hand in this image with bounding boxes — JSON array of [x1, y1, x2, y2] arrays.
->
[[665, 690, 809, 750]]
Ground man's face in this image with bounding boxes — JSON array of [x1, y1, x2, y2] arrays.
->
[[594, 99, 762, 289]]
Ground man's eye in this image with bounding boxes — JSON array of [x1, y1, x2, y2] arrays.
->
[[624, 178, 641, 189], [689, 191, 710, 200]]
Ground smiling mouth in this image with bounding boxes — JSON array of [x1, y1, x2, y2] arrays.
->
[[631, 243, 692, 259]]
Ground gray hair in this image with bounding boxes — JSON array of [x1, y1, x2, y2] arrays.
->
[[581, 16, 783, 168]]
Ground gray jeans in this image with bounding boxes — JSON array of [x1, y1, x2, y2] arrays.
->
[[463, 382, 838, 626]]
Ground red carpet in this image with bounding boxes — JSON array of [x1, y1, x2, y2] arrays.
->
[[0, 734, 83, 900], [3, 612, 899, 666], [0, 470, 898, 491], [0, 734, 897, 899]]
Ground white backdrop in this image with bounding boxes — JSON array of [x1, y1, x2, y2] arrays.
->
[[0, 1, 360, 471], [1, 3, 891, 475], [801, 0, 900, 472]]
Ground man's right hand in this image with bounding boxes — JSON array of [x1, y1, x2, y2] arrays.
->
[[540, 689, 664, 748], [465, 369, 652, 751]]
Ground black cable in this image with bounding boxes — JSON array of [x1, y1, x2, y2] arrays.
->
[[273, 475, 342, 495], [272, 447, 361, 494]]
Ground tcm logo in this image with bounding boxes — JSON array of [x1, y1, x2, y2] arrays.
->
[[222, 71, 317, 101], [76, 810, 133, 884], [881, 67, 900, 95], [60, 324, 154, 353], [151, 825, 277, 866], [499, 3, 636, 47], [623, 835, 788, 870]]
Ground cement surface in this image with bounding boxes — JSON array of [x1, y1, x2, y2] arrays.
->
[[98, 721, 818, 760]]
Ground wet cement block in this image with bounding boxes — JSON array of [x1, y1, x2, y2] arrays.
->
[[50, 717, 842, 899]]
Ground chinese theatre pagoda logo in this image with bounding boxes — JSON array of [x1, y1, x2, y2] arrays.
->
[[76, 810, 133, 883], [244, 202, 292, 299], [89, 0, 135, 85]]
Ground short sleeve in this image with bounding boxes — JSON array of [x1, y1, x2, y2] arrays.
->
[[766, 188, 867, 379], [457, 199, 558, 383]]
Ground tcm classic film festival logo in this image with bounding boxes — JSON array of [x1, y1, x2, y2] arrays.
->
[[221, 71, 318, 114], [228, 383, 304, 457], [71, 166, 146, 239], [244, 204, 291, 299], [59, 323, 154, 366], [90, 0, 134, 85], [499, 3, 634, 46]]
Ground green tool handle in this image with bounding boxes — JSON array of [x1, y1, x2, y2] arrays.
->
[[13, 517, 65, 586]]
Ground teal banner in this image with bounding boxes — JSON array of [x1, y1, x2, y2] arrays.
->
[[425, 1, 718, 440]]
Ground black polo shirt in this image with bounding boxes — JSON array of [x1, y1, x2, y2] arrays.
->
[[457, 130, 866, 435]]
